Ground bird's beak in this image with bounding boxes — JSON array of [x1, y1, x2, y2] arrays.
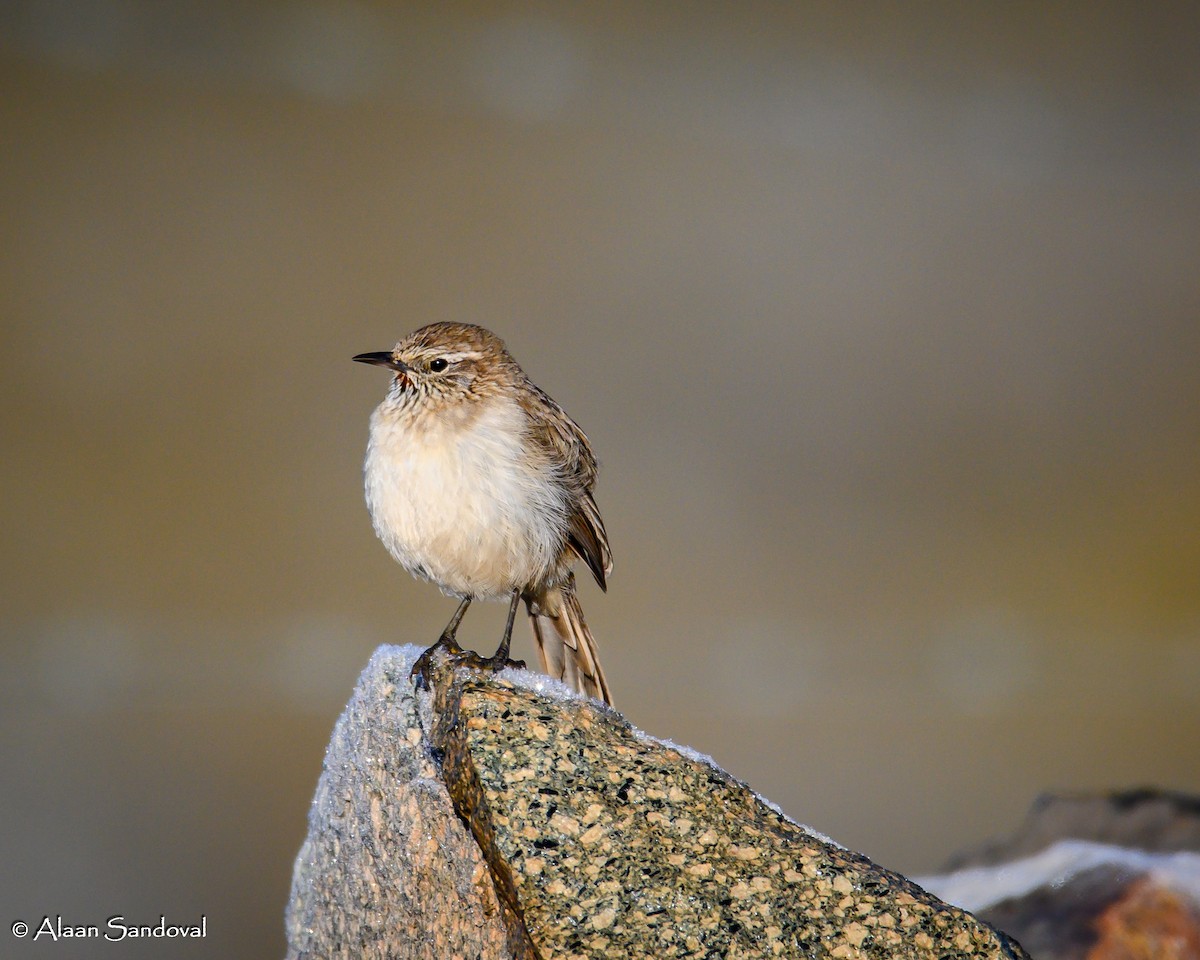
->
[[353, 352, 412, 374]]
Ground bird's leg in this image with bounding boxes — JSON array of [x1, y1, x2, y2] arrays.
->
[[439, 596, 472, 649], [412, 592, 527, 689], [410, 597, 472, 689], [457, 590, 526, 676], [487, 589, 526, 670]]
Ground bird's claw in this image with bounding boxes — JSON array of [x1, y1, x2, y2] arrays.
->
[[410, 633, 465, 690]]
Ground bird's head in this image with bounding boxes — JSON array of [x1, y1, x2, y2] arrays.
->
[[354, 322, 519, 406]]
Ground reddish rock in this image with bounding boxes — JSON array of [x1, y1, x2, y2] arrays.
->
[[922, 791, 1200, 960], [1087, 878, 1200, 960]]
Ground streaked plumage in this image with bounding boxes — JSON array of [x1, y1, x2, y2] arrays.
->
[[356, 322, 612, 703]]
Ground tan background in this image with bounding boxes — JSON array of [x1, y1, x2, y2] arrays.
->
[[3, 3, 1199, 957]]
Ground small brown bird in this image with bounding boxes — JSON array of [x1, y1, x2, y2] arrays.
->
[[354, 323, 613, 703]]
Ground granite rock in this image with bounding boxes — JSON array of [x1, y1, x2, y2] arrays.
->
[[287, 645, 1029, 960], [285, 649, 508, 960]]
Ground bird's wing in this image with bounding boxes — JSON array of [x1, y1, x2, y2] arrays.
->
[[521, 382, 612, 590]]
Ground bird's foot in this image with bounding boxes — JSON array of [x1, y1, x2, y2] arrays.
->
[[410, 632, 466, 691], [454, 649, 527, 677], [410, 635, 526, 691]]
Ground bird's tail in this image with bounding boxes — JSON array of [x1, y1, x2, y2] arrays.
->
[[527, 572, 612, 705]]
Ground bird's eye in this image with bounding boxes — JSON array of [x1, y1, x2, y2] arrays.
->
[[428, 358, 449, 373]]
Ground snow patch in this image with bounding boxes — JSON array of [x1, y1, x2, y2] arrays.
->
[[916, 839, 1200, 913]]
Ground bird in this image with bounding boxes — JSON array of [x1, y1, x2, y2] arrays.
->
[[354, 322, 613, 704]]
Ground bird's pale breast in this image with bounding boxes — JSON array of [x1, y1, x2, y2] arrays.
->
[[364, 395, 568, 599]]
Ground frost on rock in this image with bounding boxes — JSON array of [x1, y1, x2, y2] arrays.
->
[[498, 656, 835, 844]]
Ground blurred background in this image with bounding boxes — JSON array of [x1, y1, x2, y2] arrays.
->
[[3, 2, 1199, 957]]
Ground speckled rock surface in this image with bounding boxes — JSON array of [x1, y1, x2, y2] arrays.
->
[[425, 651, 1029, 960], [285, 647, 509, 960], [287, 645, 1029, 960]]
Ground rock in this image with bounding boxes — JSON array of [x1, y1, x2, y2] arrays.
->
[[919, 791, 1200, 960], [284, 648, 509, 960], [1088, 878, 1200, 960], [287, 645, 1029, 960], [941, 790, 1200, 870]]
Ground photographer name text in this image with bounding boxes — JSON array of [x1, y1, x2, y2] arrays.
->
[[12, 915, 207, 942]]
